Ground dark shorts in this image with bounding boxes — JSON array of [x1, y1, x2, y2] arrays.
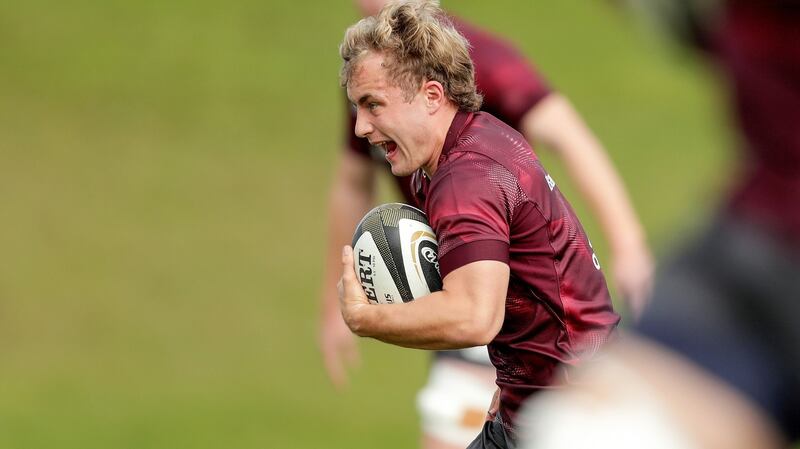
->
[[466, 415, 515, 449], [637, 213, 800, 440]]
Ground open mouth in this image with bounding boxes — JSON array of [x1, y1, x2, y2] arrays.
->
[[376, 141, 398, 161]]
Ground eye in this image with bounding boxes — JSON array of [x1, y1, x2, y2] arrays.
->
[[367, 102, 380, 111]]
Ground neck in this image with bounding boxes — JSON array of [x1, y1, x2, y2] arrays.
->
[[422, 106, 458, 177]]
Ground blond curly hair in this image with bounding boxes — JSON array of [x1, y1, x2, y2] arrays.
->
[[339, 0, 482, 111]]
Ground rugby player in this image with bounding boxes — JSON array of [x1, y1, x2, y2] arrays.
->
[[319, 1, 651, 447], [335, 1, 620, 447]]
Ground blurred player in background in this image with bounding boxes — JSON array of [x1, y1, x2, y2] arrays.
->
[[336, 1, 620, 447], [319, 1, 652, 447], [519, 0, 800, 447]]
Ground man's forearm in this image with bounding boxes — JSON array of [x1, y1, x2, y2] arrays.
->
[[342, 260, 509, 350], [349, 291, 492, 349]]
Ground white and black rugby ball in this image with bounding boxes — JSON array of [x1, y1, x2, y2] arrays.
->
[[352, 203, 442, 304]]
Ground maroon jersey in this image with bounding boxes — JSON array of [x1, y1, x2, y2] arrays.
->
[[715, 1, 800, 244], [345, 16, 551, 203], [413, 111, 620, 434]]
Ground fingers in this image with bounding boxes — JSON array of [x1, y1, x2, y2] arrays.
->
[[613, 251, 655, 322], [341, 245, 356, 282], [319, 245, 367, 389], [618, 274, 653, 322], [338, 244, 371, 335], [344, 338, 361, 368], [319, 314, 360, 389], [626, 291, 646, 321], [340, 245, 368, 302], [319, 318, 347, 388], [322, 343, 348, 389]]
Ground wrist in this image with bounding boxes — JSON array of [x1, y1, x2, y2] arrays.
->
[[344, 302, 372, 337], [609, 230, 648, 256]]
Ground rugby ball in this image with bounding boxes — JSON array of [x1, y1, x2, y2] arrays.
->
[[351, 203, 442, 304]]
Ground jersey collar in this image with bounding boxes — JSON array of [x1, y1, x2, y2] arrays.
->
[[414, 110, 474, 206], [441, 110, 473, 158]]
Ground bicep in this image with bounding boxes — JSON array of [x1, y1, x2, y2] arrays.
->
[[442, 260, 509, 340]]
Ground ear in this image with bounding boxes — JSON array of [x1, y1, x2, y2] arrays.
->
[[422, 80, 446, 113]]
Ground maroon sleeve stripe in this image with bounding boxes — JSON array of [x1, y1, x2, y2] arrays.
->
[[439, 239, 509, 279]]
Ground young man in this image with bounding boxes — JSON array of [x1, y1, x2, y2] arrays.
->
[[336, 1, 620, 446], [320, 1, 652, 447]]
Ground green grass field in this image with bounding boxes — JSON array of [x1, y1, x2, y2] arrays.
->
[[0, 1, 732, 448]]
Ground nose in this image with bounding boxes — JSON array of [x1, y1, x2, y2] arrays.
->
[[354, 108, 373, 139]]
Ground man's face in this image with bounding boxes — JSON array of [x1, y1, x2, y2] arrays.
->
[[346, 52, 435, 177]]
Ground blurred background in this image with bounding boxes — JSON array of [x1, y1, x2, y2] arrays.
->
[[0, 1, 731, 448]]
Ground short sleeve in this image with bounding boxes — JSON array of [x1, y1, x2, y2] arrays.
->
[[427, 153, 519, 278]]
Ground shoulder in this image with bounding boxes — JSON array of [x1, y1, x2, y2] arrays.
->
[[448, 113, 532, 170], [429, 143, 522, 212], [435, 113, 555, 207]]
